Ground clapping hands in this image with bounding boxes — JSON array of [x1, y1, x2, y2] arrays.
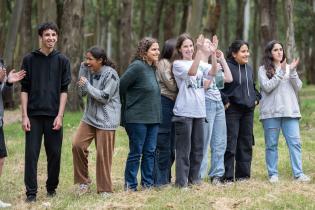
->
[[196, 34, 219, 58], [281, 58, 299, 73]]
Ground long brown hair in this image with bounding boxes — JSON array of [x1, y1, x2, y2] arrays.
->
[[262, 40, 286, 79], [172, 33, 194, 60]]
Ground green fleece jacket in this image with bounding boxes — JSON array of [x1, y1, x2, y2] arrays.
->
[[120, 59, 161, 124]]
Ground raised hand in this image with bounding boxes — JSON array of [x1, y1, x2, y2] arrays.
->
[[215, 50, 225, 63], [7, 69, 26, 83], [289, 58, 299, 71], [211, 35, 219, 51], [196, 34, 205, 51]]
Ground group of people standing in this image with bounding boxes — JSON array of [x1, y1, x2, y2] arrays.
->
[[0, 21, 311, 207]]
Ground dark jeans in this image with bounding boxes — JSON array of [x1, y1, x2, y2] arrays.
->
[[154, 96, 175, 186], [124, 123, 159, 190], [223, 104, 254, 181], [173, 117, 204, 187], [24, 116, 63, 197]]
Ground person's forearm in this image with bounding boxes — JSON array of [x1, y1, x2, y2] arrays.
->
[[57, 92, 68, 117], [188, 51, 202, 76], [209, 55, 218, 76], [21, 92, 28, 117], [221, 58, 233, 82]]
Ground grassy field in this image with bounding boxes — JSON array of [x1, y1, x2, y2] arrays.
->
[[1, 86, 315, 209]]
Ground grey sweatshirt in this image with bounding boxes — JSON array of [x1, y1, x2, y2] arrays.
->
[[79, 64, 121, 130], [258, 64, 302, 120]]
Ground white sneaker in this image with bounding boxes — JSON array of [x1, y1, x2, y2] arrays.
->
[[77, 183, 90, 196], [0, 200, 11, 208], [269, 175, 279, 183], [295, 174, 311, 182], [99, 192, 112, 199]]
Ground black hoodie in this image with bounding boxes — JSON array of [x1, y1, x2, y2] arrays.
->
[[220, 58, 261, 109], [21, 49, 71, 117]]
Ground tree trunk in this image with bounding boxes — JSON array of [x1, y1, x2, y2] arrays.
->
[[284, 0, 296, 63], [2, 0, 24, 108], [187, 0, 204, 38], [37, 0, 57, 23], [243, 0, 250, 41], [120, 0, 132, 73], [252, 0, 260, 80], [60, 0, 84, 111], [0, 0, 7, 54], [152, 0, 165, 39], [12, 0, 33, 106], [222, 0, 229, 50], [203, 0, 221, 37], [3, 0, 24, 69], [260, 0, 278, 47], [163, 1, 176, 41], [114, 1, 121, 74], [139, 0, 146, 38], [180, 0, 190, 34], [235, 0, 245, 39]]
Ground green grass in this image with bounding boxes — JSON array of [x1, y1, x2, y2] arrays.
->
[[1, 86, 315, 209]]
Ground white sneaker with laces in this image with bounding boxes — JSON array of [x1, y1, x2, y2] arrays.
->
[[295, 174, 311, 182], [269, 175, 279, 183], [0, 200, 11, 208]]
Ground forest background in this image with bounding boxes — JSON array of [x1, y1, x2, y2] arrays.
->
[[1, 0, 315, 209], [1, 0, 315, 111]]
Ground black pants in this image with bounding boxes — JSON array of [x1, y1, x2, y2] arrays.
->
[[24, 116, 63, 197], [173, 117, 204, 187], [223, 104, 254, 181]]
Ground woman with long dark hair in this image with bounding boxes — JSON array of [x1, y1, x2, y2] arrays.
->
[[259, 40, 310, 183], [154, 38, 177, 186], [172, 33, 217, 188], [221, 40, 261, 182], [72, 46, 121, 197], [120, 37, 161, 191]]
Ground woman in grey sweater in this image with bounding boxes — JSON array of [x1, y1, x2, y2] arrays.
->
[[259, 40, 310, 183], [72, 47, 121, 196]]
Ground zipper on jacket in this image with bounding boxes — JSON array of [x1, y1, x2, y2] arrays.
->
[[245, 64, 250, 97]]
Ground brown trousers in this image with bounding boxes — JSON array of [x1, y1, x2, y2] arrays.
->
[[72, 122, 115, 193]]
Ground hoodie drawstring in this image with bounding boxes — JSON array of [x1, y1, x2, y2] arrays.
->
[[238, 64, 250, 97], [245, 64, 250, 97]]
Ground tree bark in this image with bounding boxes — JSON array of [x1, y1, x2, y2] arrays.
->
[[3, 0, 24, 69], [0, 0, 7, 54], [152, 0, 165, 39], [243, 0, 250, 41], [60, 0, 84, 111], [187, 0, 204, 38], [163, 1, 176, 41], [180, 0, 190, 34], [235, 0, 245, 39], [203, 0, 221, 37], [139, 0, 146, 38], [284, 0, 296, 63], [37, 0, 57, 23], [252, 0, 260, 80], [120, 0, 133, 73], [260, 0, 278, 47]]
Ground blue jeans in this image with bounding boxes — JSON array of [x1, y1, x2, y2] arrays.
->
[[154, 96, 175, 186], [200, 99, 227, 179], [124, 123, 159, 190], [262, 117, 303, 178]]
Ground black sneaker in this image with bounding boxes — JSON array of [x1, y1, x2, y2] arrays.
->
[[47, 190, 56, 198], [25, 195, 36, 203]]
